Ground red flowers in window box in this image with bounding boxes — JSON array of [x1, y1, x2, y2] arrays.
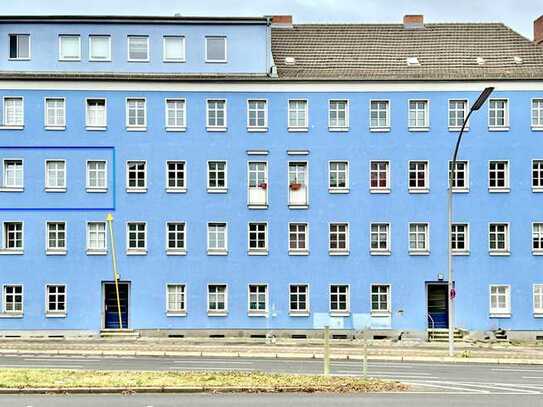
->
[[259, 182, 267, 190], [289, 183, 302, 191]]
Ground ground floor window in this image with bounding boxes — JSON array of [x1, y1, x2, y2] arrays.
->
[[248, 284, 268, 314], [207, 284, 227, 314], [489, 285, 510, 316], [3, 285, 22, 313], [330, 284, 349, 314], [46, 284, 66, 315], [534, 284, 543, 314], [371, 284, 390, 314], [289, 284, 309, 314], [167, 284, 186, 314]]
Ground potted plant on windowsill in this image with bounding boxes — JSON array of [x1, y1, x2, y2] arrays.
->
[[258, 182, 267, 190], [289, 182, 302, 191]]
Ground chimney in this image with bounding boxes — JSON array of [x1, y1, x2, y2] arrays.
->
[[403, 14, 424, 29], [535, 15, 543, 46], [271, 15, 293, 28]]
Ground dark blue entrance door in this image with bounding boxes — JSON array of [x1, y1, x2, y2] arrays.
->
[[427, 284, 448, 328], [104, 282, 129, 329]]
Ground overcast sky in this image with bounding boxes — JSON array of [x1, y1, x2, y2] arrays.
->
[[4, 0, 543, 39]]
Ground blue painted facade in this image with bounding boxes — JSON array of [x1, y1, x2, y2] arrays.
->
[[1, 16, 542, 335]]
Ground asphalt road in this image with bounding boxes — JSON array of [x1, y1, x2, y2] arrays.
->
[[0, 353, 543, 394], [1, 393, 543, 407]]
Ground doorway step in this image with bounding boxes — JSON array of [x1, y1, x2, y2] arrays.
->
[[427, 328, 463, 342], [99, 329, 140, 339]]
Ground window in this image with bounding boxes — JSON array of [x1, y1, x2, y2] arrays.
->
[[127, 222, 147, 254], [165, 99, 186, 130], [163, 36, 185, 62], [248, 284, 268, 314], [533, 223, 543, 254], [408, 161, 429, 192], [166, 222, 186, 254], [208, 284, 227, 314], [329, 223, 349, 255], [448, 100, 468, 129], [128, 36, 149, 61], [248, 223, 268, 255], [45, 160, 66, 192], [329, 161, 349, 192], [208, 222, 227, 254], [87, 222, 107, 254], [289, 223, 308, 255], [3, 97, 24, 127], [207, 161, 227, 192], [451, 223, 469, 254], [490, 285, 511, 316], [89, 35, 111, 61], [409, 223, 429, 254], [369, 161, 390, 193], [205, 36, 227, 62], [371, 285, 391, 314], [2, 222, 23, 252], [3, 285, 23, 314], [488, 161, 509, 192], [44, 98, 66, 129], [488, 99, 508, 129], [206, 99, 227, 130], [408, 100, 429, 129], [9, 34, 30, 60], [46, 285, 66, 315], [448, 161, 469, 192], [369, 100, 390, 130], [247, 161, 268, 207], [370, 223, 390, 254], [166, 161, 186, 192], [126, 98, 146, 129], [532, 99, 543, 129], [289, 284, 309, 314], [58, 35, 80, 60], [534, 284, 543, 315], [2, 159, 23, 190], [329, 100, 348, 130], [489, 223, 510, 255], [532, 160, 543, 192], [86, 99, 107, 129], [46, 222, 66, 254], [126, 161, 147, 192], [330, 285, 349, 314], [86, 160, 107, 192], [247, 100, 267, 130], [167, 284, 186, 314], [288, 162, 308, 207], [288, 100, 308, 130]]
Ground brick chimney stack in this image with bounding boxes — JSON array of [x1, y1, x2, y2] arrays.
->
[[534, 15, 543, 46], [271, 15, 293, 28], [403, 14, 424, 29]]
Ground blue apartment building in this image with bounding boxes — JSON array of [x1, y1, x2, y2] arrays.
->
[[1, 13, 543, 339]]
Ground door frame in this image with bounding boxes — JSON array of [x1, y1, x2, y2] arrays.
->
[[101, 281, 131, 329], [425, 281, 450, 329]]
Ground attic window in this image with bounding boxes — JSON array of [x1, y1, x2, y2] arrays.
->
[[285, 56, 296, 65], [513, 56, 523, 64], [406, 57, 420, 66], [476, 57, 485, 65]]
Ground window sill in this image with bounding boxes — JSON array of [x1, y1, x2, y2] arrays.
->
[[46, 313, 67, 318], [489, 251, 510, 256], [328, 127, 349, 132], [289, 311, 310, 317], [208, 250, 228, 256], [45, 126, 66, 131], [532, 188, 543, 193], [208, 311, 228, 317], [126, 250, 148, 256], [248, 204, 268, 210], [0, 250, 23, 255], [531, 126, 543, 132], [166, 188, 187, 194], [409, 250, 430, 256], [330, 311, 350, 317], [0, 313, 23, 318], [449, 127, 469, 132], [408, 127, 430, 132], [370, 189, 391, 194], [329, 251, 349, 256], [288, 204, 309, 210], [288, 127, 308, 132], [0, 125, 24, 130], [329, 188, 349, 194], [166, 127, 186, 132], [0, 187, 24, 192], [371, 311, 391, 317], [289, 250, 309, 256], [86, 249, 107, 256], [488, 127, 510, 132], [369, 127, 390, 133], [128, 59, 150, 63], [489, 313, 511, 318], [533, 250, 543, 256], [409, 188, 429, 194], [86, 126, 107, 131], [46, 250, 67, 256], [166, 249, 187, 256], [247, 127, 268, 133], [533, 312, 543, 318], [207, 127, 227, 132], [371, 250, 391, 256], [126, 188, 147, 193], [453, 250, 470, 256], [248, 312, 268, 317], [248, 250, 268, 256], [452, 188, 470, 193], [488, 188, 510, 193], [86, 188, 108, 193], [45, 187, 67, 193], [166, 311, 187, 317], [126, 127, 147, 132], [207, 188, 228, 194]]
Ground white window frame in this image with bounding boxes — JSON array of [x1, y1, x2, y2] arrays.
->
[[248, 284, 268, 316], [1, 158, 24, 191], [125, 97, 147, 130], [45, 284, 67, 317], [248, 222, 268, 255], [247, 160, 268, 208], [206, 99, 227, 131], [126, 222, 147, 255], [166, 283, 187, 316], [488, 222, 510, 256], [205, 36, 227, 63], [489, 285, 511, 317], [328, 160, 349, 193], [408, 160, 429, 193], [166, 221, 187, 256], [2, 284, 23, 315], [125, 160, 147, 193], [534, 284, 543, 316], [207, 284, 228, 315], [408, 99, 429, 131], [127, 35, 149, 62], [288, 283, 310, 315], [288, 99, 308, 131], [44, 97, 66, 130], [533, 222, 543, 255], [165, 98, 186, 131], [369, 99, 390, 131], [408, 222, 430, 255], [488, 160, 510, 192], [288, 160, 309, 208], [86, 160, 107, 193], [58, 34, 81, 61], [531, 98, 543, 130], [369, 160, 390, 193], [163, 35, 186, 63], [0, 221, 24, 254], [448, 99, 469, 130], [207, 222, 228, 255], [165, 160, 187, 193], [288, 222, 309, 256], [45, 221, 67, 255], [371, 284, 391, 315], [8, 33, 31, 60], [370, 222, 391, 255], [2, 96, 24, 128], [86, 221, 107, 255], [207, 160, 228, 193], [532, 159, 543, 192], [328, 222, 349, 256], [448, 160, 470, 193], [488, 98, 510, 130], [44, 159, 67, 192], [329, 284, 350, 316], [451, 223, 470, 255], [88, 34, 111, 62], [85, 98, 107, 130], [246, 99, 268, 131], [328, 99, 349, 131]]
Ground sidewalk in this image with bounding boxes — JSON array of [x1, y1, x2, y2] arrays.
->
[[1, 337, 542, 364]]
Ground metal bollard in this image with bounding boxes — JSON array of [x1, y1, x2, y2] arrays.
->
[[323, 325, 330, 375]]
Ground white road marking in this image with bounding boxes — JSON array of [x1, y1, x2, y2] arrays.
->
[[23, 358, 98, 362], [521, 376, 543, 379], [172, 360, 254, 365], [168, 366, 255, 371], [401, 381, 490, 393], [492, 368, 543, 372], [438, 381, 541, 394], [0, 364, 84, 368]]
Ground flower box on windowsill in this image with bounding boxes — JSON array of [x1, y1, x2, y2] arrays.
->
[[289, 183, 302, 191]]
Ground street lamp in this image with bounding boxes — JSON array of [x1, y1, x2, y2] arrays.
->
[[447, 87, 493, 356]]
